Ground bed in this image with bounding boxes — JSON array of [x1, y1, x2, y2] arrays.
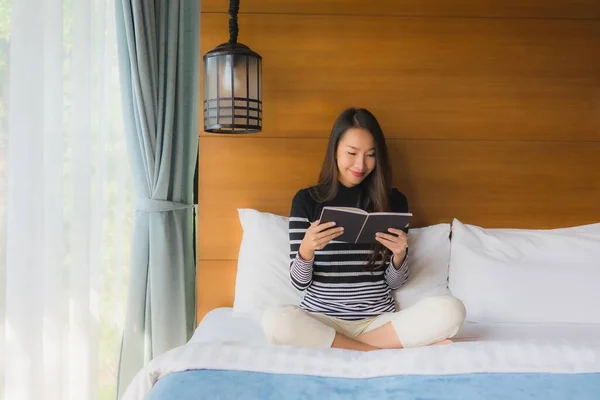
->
[[123, 214, 600, 400], [127, 307, 600, 399]]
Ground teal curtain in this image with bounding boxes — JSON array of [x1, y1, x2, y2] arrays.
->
[[114, 1, 200, 396]]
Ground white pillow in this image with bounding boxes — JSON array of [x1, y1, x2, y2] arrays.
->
[[449, 218, 600, 324], [233, 209, 304, 319], [393, 223, 451, 309], [233, 208, 451, 320]]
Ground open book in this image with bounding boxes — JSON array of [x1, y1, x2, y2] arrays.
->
[[318, 206, 412, 244]]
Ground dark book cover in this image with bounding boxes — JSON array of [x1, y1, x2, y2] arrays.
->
[[356, 213, 411, 243], [318, 207, 412, 244], [319, 207, 367, 243]]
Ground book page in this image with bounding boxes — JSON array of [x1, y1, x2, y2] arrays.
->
[[321, 207, 367, 215]]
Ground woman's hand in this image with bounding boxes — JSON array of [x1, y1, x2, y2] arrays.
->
[[375, 228, 408, 268], [298, 220, 344, 260]]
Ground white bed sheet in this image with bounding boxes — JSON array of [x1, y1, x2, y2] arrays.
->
[[124, 307, 600, 400], [191, 307, 600, 346]]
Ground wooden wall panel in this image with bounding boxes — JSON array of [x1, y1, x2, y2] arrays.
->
[[197, 137, 600, 260], [200, 14, 600, 141], [202, 0, 600, 20], [196, 260, 237, 324], [196, 2, 600, 322]]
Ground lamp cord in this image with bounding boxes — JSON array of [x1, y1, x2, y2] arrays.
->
[[228, 0, 239, 44]]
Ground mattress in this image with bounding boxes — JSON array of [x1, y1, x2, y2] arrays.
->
[[123, 307, 600, 400], [191, 307, 600, 347]]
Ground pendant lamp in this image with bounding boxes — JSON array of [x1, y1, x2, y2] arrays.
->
[[203, 0, 262, 133]]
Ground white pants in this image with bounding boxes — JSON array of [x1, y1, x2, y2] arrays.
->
[[261, 295, 466, 349]]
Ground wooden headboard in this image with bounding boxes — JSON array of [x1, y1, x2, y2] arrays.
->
[[196, 0, 600, 324]]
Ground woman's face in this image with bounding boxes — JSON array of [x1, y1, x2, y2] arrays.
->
[[336, 128, 376, 187]]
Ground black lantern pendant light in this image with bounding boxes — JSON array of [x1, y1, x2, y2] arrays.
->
[[203, 0, 262, 133]]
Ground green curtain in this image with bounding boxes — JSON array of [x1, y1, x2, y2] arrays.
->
[[114, 1, 200, 396]]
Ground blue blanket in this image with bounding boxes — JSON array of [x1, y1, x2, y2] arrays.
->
[[146, 370, 600, 400]]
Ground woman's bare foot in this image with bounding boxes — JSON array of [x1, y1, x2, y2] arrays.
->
[[431, 339, 453, 346]]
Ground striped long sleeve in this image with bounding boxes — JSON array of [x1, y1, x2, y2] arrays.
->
[[384, 187, 410, 290], [385, 250, 409, 290], [286, 186, 412, 320], [289, 191, 313, 290]]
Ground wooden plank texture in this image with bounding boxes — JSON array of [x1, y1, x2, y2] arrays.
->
[[200, 14, 600, 141], [197, 137, 600, 260], [202, 0, 600, 19]]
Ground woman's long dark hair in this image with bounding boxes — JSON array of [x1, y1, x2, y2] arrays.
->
[[309, 107, 393, 271]]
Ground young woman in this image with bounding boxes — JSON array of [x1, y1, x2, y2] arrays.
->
[[262, 108, 466, 351]]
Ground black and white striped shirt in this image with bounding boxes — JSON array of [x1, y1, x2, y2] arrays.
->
[[289, 183, 409, 321]]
